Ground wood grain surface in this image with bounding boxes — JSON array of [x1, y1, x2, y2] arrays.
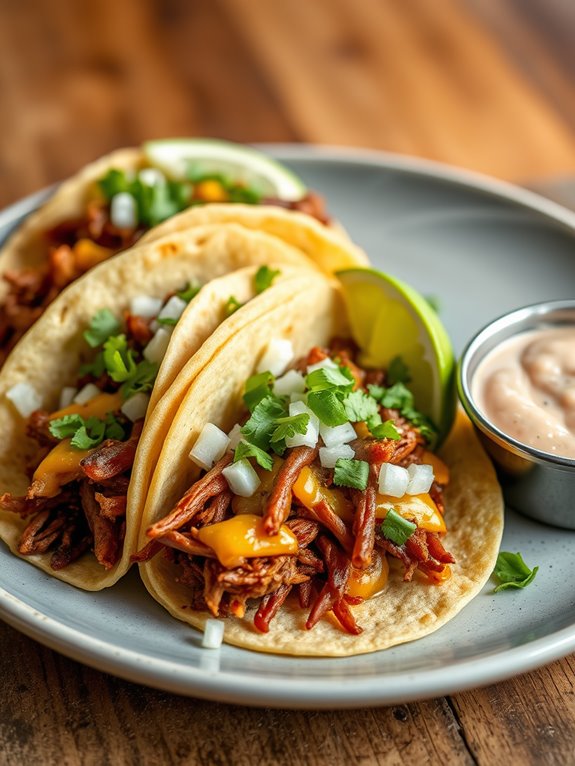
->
[[1, 1, 575, 764]]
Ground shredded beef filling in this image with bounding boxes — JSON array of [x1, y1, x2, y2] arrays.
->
[[141, 342, 453, 636]]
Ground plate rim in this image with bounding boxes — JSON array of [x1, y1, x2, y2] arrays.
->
[[2, 145, 575, 708]]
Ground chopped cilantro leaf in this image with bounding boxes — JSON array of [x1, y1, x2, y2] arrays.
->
[[306, 365, 354, 393], [254, 266, 281, 294], [387, 356, 411, 385], [243, 371, 275, 412], [49, 414, 85, 440], [177, 281, 201, 303], [333, 458, 369, 490], [369, 381, 438, 445], [493, 552, 539, 592], [367, 383, 385, 401], [157, 317, 178, 326], [234, 440, 273, 471], [224, 296, 243, 317], [378, 382, 414, 410], [50, 412, 126, 451], [98, 169, 130, 200], [271, 413, 310, 446], [120, 359, 158, 399], [103, 335, 136, 383], [380, 510, 416, 546], [368, 417, 401, 440], [240, 395, 287, 450], [343, 390, 379, 423], [83, 309, 121, 348], [306, 390, 347, 427]]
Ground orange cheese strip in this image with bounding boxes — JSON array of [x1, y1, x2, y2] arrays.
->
[[292, 466, 353, 522], [197, 513, 298, 568], [32, 438, 93, 498], [375, 493, 446, 533], [50, 392, 123, 421], [347, 550, 389, 599]]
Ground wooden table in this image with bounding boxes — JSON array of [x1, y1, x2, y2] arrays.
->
[[1, 1, 575, 763]]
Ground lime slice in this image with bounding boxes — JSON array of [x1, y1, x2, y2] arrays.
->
[[143, 139, 306, 200], [337, 268, 456, 441]]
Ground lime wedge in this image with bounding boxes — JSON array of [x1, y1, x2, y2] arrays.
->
[[143, 139, 306, 200], [337, 268, 455, 441]]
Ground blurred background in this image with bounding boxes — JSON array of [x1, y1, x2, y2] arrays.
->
[[1, 0, 575, 206]]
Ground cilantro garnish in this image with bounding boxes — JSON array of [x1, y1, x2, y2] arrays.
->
[[380, 510, 416, 546], [83, 309, 121, 348], [187, 170, 262, 205], [369, 381, 437, 445], [243, 371, 275, 413], [306, 390, 347, 427], [50, 412, 126, 451], [343, 390, 379, 423], [493, 552, 539, 593], [103, 335, 136, 383], [234, 440, 274, 471], [368, 417, 401, 440], [306, 366, 355, 393], [254, 266, 281, 295], [240, 395, 287, 450], [333, 458, 369, 490], [271, 413, 310, 446], [177, 281, 201, 303], [224, 296, 243, 317], [98, 169, 190, 227], [157, 316, 178, 326], [120, 359, 158, 399]]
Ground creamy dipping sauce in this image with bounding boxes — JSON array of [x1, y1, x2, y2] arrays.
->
[[473, 327, 575, 458]]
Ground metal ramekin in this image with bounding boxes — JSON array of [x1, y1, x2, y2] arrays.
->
[[458, 300, 575, 529]]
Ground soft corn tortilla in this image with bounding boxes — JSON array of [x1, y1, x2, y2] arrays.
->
[[140, 315, 504, 656], [0, 223, 316, 589], [1, 148, 366, 306], [0, 149, 142, 304], [139, 203, 368, 272]]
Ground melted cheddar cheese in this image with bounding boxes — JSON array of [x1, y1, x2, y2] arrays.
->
[[32, 439, 93, 498], [197, 513, 298, 568], [375, 493, 446, 533], [49, 391, 123, 422]]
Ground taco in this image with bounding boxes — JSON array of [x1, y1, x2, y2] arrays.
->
[[0, 222, 319, 589], [138, 293, 503, 656], [0, 139, 364, 363]]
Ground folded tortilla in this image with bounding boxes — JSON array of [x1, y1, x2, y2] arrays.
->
[[139, 299, 504, 655], [0, 223, 318, 589]]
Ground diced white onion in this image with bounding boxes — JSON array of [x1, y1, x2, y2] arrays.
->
[[273, 369, 306, 397], [319, 443, 355, 469], [110, 192, 137, 229], [285, 400, 319, 449], [143, 327, 172, 364], [130, 295, 163, 319], [378, 463, 409, 497], [189, 423, 231, 471], [406, 463, 434, 495], [139, 168, 165, 186], [290, 392, 307, 404], [74, 383, 101, 405], [227, 424, 243, 450], [256, 339, 294, 376], [222, 459, 261, 497], [59, 386, 78, 409], [202, 618, 225, 649], [121, 392, 150, 422], [6, 382, 42, 418], [307, 357, 337, 375], [158, 295, 188, 324], [319, 421, 357, 448]]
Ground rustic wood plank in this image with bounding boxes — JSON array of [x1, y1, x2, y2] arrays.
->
[[221, 0, 575, 180], [451, 657, 575, 765], [0, 620, 477, 765]]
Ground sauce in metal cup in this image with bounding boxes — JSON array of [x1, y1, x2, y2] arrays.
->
[[458, 301, 575, 529]]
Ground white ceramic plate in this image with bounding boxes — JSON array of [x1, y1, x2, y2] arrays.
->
[[1, 146, 575, 709]]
